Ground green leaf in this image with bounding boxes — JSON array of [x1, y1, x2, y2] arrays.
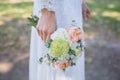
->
[[71, 62, 76, 66], [39, 57, 43, 64], [45, 39, 53, 48], [46, 54, 50, 60], [27, 15, 39, 28], [68, 49, 75, 55], [62, 69, 66, 72], [77, 41, 84, 51]]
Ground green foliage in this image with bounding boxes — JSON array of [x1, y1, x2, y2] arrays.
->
[[0, 1, 33, 19], [27, 15, 39, 28], [86, 0, 120, 35], [68, 49, 75, 55], [0, 0, 33, 53], [39, 57, 43, 64], [45, 39, 53, 48]]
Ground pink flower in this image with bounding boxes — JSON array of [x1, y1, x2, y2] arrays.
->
[[54, 61, 71, 69], [54, 62, 66, 69], [66, 27, 82, 42], [65, 61, 71, 67]]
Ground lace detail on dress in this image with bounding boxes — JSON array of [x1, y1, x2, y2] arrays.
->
[[40, 0, 55, 12]]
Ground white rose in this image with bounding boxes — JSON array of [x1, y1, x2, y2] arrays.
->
[[51, 28, 69, 41], [70, 42, 78, 50]]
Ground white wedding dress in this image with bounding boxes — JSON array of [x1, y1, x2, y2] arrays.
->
[[29, 0, 85, 80]]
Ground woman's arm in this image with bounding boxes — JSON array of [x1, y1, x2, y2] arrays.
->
[[82, 0, 91, 19], [37, 0, 57, 42]]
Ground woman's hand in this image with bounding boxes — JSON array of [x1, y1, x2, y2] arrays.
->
[[36, 8, 57, 42], [82, 1, 91, 19]]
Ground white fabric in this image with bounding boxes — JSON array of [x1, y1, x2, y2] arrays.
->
[[40, 0, 55, 12], [29, 0, 85, 80]]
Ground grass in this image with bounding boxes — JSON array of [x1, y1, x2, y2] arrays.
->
[[0, 1, 33, 19], [85, 0, 120, 35], [0, 0, 33, 54]]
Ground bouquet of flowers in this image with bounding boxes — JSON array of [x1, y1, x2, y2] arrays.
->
[[28, 15, 84, 72]]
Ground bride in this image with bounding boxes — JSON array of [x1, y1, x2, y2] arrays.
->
[[29, 0, 91, 80]]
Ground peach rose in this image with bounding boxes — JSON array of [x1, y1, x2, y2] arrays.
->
[[54, 62, 66, 69], [66, 27, 82, 43], [65, 61, 71, 67], [61, 63, 66, 69], [54, 61, 71, 69]]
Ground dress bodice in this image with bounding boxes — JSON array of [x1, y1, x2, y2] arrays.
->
[[34, 0, 83, 28], [54, 0, 83, 28]]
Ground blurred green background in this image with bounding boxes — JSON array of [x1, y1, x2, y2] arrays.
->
[[0, 0, 120, 80]]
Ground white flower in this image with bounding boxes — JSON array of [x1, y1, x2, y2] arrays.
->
[[70, 55, 75, 59], [70, 42, 78, 50], [51, 28, 69, 41]]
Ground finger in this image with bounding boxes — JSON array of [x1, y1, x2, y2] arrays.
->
[[84, 11, 87, 19], [84, 10, 90, 19], [46, 34, 51, 42], [87, 9, 91, 18], [37, 29, 41, 36], [82, 11, 85, 19], [37, 27, 43, 40], [88, 11, 91, 18], [87, 14, 91, 18], [37, 26, 41, 36], [42, 29, 47, 42], [86, 12, 91, 18], [40, 29, 43, 40]]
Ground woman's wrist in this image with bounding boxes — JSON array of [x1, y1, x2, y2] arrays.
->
[[82, 0, 87, 9], [82, 0, 91, 19], [82, 0, 86, 5], [41, 8, 55, 16], [83, 0, 85, 3]]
